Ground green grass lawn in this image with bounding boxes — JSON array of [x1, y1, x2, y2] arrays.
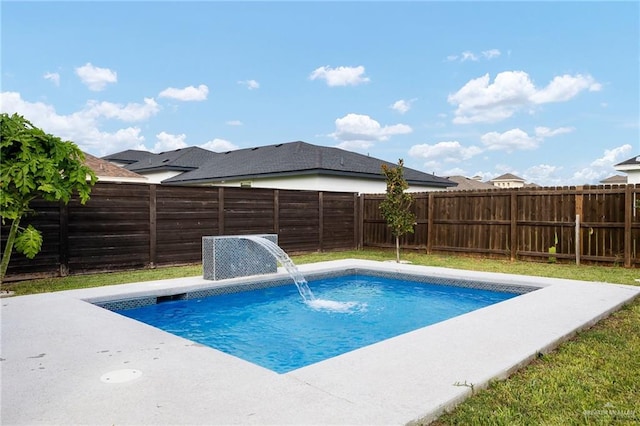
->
[[3, 249, 639, 424]]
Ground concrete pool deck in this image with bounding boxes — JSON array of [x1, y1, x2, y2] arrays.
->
[[2, 259, 639, 425]]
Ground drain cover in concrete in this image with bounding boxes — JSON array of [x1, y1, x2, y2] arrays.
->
[[100, 369, 142, 383]]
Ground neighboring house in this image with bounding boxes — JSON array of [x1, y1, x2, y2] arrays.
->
[[600, 175, 627, 185], [103, 147, 219, 184], [446, 175, 495, 191], [83, 152, 147, 183], [104, 141, 456, 193], [489, 173, 527, 189], [614, 155, 640, 184]]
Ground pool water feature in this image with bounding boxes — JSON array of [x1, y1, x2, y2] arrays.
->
[[238, 235, 315, 302], [116, 274, 517, 373]]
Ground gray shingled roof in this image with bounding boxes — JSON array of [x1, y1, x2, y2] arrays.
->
[[600, 175, 627, 184], [102, 149, 155, 165], [615, 155, 640, 166], [490, 173, 525, 182], [83, 152, 146, 180], [105, 147, 219, 173], [163, 141, 455, 187], [445, 176, 493, 191]]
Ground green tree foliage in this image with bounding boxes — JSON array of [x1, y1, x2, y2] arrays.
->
[[379, 159, 416, 262], [0, 113, 97, 282]]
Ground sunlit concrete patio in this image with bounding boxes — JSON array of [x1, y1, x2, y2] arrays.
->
[[2, 260, 639, 425]]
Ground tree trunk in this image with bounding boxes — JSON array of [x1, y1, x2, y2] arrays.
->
[[395, 235, 400, 263], [0, 217, 21, 284]]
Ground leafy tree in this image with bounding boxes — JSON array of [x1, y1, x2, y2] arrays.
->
[[0, 113, 97, 283], [379, 159, 416, 263]]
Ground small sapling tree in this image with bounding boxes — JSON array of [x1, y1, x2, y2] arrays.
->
[[379, 159, 416, 263], [0, 113, 97, 283]]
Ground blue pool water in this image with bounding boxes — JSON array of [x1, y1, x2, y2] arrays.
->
[[116, 275, 516, 373]]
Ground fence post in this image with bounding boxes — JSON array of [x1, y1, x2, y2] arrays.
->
[[624, 184, 633, 267], [426, 192, 434, 254], [575, 214, 581, 266], [273, 189, 279, 235], [318, 192, 324, 251], [59, 201, 69, 276], [575, 186, 583, 265], [149, 185, 156, 268], [510, 191, 517, 261], [354, 194, 365, 250]]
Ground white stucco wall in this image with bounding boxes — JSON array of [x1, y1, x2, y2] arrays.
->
[[194, 174, 447, 194], [614, 162, 640, 184], [491, 180, 525, 189], [142, 170, 184, 184], [624, 170, 640, 184]]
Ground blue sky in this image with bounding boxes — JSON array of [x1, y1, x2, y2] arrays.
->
[[2, 1, 638, 186]]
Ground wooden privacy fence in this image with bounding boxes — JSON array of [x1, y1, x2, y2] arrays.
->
[[2, 183, 358, 279], [361, 185, 640, 267], [4, 183, 640, 280]]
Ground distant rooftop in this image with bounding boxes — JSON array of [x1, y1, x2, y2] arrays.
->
[[490, 173, 525, 182], [446, 176, 494, 191], [162, 141, 456, 188], [83, 152, 147, 181]]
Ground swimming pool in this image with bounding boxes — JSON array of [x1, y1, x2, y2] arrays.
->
[[114, 274, 519, 373]]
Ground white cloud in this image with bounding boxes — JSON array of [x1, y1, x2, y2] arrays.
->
[[461, 51, 478, 62], [446, 49, 501, 62], [590, 144, 632, 168], [43, 72, 60, 86], [226, 120, 243, 126], [151, 131, 188, 153], [442, 167, 467, 176], [482, 49, 501, 60], [570, 167, 607, 185], [199, 138, 238, 152], [309, 65, 370, 87], [448, 71, 601, 124], [481, 128, 539, 152], [409, 141, 483, 163], [523, 164, 563, 185], [86, 98, 160, 122], [330, 113, 412, 144], [562, 145, 632, 185], [530, 74, 602, 104], [0, 91, 147, 156], [238, 80, 260, 90], [390, 99, 416, 114], [480, 126, 573, 153], [335, 140, 376, 151], [158, 84, 209, 101], [75, 63, 117, 91], [534, 126, 574, 138]]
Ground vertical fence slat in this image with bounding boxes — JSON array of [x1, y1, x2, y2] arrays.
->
[[510, 191, 517, 261], [59, 201, 69, 276], [218, 187, 225, 235], [149, 185, 156, 267], [625, 185, 633, 267], [319, 192, 324, 251]]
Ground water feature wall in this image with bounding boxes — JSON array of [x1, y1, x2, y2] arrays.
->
[[202, 234, 278, 280]]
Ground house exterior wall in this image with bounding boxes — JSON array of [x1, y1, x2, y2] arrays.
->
[[624, 171, 640, 184], [614, 163, 640, 184], [491, 180, 525, 189], [142, 170, 184, 184], [95, 175, 148, 183], [193, 174, 446, 194]]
